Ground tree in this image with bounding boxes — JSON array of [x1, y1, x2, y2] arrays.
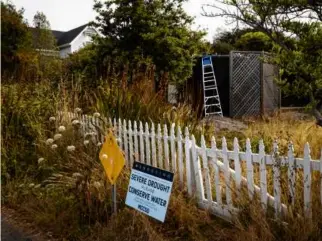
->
[[32, 11, 57, 50], [203, 0, 322, 125], [1, 1, 36, 80], [32, 12, 60, 80], [93, 0, 208, 85], [212, 28, 273, 53]]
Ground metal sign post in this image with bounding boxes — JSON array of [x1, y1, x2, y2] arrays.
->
[[112, 183, 117, 214]]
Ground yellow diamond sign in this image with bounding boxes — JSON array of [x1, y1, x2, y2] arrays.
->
[[99, 130, 125, 184]]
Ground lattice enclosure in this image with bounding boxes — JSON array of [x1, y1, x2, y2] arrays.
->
[[229, 51, 262, 117]]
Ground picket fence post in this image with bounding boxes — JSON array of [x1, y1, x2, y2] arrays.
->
[[118, 119, 123, 151], [303, 143, 312, 218], [163, 124, 170, 170], [145, 122, 151, 166], [177, 126, 184, 187], [320, 149, 322, 205], [288, 142, 295, 205], [191, 135, 204, 201], [184, 127, 192, 195], [128, 120, 134, 167], [82, 114, 86, 134], [170, 124, 176, 173], [139, 122, 144, 163], [157, 124, 163, 169], [233, 137, 241, 194], [123, 119, 129, 166], [211, 137, 222, 206], [113, 118, 117, 138], [222, 137, 232, 209], [273, 141, 281, 216], [133, 121, 139, 163], [151, 123, 157, 167], [246, 138, 254, 199], [259, 139, 267, 209], [201, 135, 212, 204]]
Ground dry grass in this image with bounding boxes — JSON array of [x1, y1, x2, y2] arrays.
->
[[243, 112, 322, 159]]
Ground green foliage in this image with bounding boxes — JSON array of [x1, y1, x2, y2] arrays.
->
[[93, 0, 208, 84], [212, 28, 273, 53], [32, 11, 57, 50], [1, 83, 58, 183], [1, 1, 37, 80], [235, 32, 272, 51]]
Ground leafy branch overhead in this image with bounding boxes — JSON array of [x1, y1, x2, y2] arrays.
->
[[203, 0, 322, 125], [92, 0, 209, 84]]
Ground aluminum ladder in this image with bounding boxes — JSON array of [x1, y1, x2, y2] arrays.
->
[[201, 55, 223, 117]]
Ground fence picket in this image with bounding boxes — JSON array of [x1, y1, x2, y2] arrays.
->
[[157, 124, 163, 169], [184, 127, 192, 195], [320, 150, 322, 205], [145, 122, 151, 165], [222, 137, 232, 208], [259, 140, 267, 209], [201, 136, 213, 204], [134, 121, 139, 162], [118, 119, 123, 150], [170, 124, 176, 172], [151, 123, 157, 167], [288, 142, 295, 205], [128, 120, 134, 167], [246, 138, 254, 199], [177, 126, 184, 187], [164, 124, 170, 170], [82, 114, 86, 134], [191, 135, 205, 201], [303, 143, 312, 218], [139, 122, 144, 163], [233, 137, 241, 194], [273, 141, 281, 216], [211, 137, 222, 205], [123, 120, 129, 166], [113, 118, 117, 137]]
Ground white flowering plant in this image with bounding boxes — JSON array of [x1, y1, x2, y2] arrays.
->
[[34, 110, 123, 219]]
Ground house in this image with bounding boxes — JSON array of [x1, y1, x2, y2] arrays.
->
[[31, 24, 100, 58]]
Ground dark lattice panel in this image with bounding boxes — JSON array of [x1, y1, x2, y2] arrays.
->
[[230, 52, 261, 117]]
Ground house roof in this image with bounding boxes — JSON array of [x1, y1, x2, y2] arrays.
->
[[56, 24, 88, 46], [30, 24, 89, 48]]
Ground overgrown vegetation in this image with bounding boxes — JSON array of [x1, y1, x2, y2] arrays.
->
[[1, 0, 322, 240]]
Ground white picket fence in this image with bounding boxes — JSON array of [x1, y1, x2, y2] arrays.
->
[[59, 112, 322, 221]]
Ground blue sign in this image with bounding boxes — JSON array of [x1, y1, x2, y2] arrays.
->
[[125, 162, 174, 222]]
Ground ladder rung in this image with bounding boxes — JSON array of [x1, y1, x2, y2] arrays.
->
[[204, 72, 213, 74], [205, 86, 217, 90], [205, 112, 223, 116], [203, 64, 212, 67], [204, 80, 215, 83], [205, 104, 221, 107], [205, 96, 220, 100]]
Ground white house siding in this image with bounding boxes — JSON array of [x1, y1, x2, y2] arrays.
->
[[70, 27, 95, 53], [60, 46, 71, 58]]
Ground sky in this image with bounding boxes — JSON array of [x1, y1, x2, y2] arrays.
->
[[12, 0, 234, 42]]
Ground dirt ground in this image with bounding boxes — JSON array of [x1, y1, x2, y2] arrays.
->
[[1, 207, 55, 241]]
